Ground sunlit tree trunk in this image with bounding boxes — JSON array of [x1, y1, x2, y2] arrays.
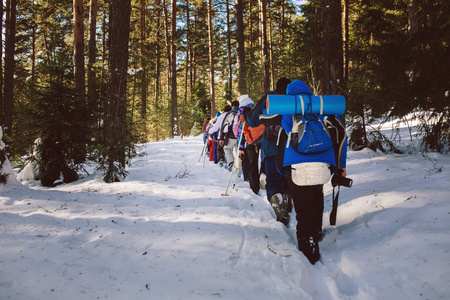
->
[[207, 0, 215, 119], [155, 0, 162, 140], [88, 0, 98, 105], [184, 0, 190, 104], [140, 0, 148, 118], [171, 0, 178, 137], [3, 0, 16, 138], [226, 0, 232, 96], [259, 0, 269, 93], [236, 0, 245, 94], [0, 1, 4, 116], [268, 0, 274, 90], [163, 0, 171, 99]]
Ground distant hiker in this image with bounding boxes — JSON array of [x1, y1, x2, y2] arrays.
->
[[204, 117, 214, 161], [202, 118, 211, 144], [232, 95, 262, 194], [209, 106, 232, 166], [218, 101, 240, 171], [276, 79, 348, 265], [244, 77, 292, 225]]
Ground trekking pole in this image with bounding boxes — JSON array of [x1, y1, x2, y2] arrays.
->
[[198, 139, 207, 163], [203, 144, 207, 167], [232, 159, 243, 189], [222, 123, 245, 196]]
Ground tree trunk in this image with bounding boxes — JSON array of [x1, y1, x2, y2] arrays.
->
[[279, 0, 285, 67], [268, 0, 274, 90], [343, 0, 349, 83], [236, 0, 245, 94], [88, 0, 98, 105], [184, 0, 190, 105], [73, 0, 85, 104], [155, 0, 162, 140], [171, 0, 178, 137], [0, 1, 3, 119], [322, 0, 343, 95], [3, 0, 16, 138], [100, 8, 107, 129], [31, 0, 36, 83], [140, 0, 148, 118], [249, 3, 254, 91], [139, 0, 147, 120], [226, 0, 232, 96], [259, 0, 269, 93], [192, 10, 197, 87], [163, 0, 171, 98], [104, 0, 132, 182], [207, 0, 215, 119]]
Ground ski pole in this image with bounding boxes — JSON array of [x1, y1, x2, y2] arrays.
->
[[222, 123, 246, 196], [203, 144, 207, 167], [232, 159, 243, 189], [198, 139, 207, 162]]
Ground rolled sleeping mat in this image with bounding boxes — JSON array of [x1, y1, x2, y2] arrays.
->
[[266, 94, 346, 115]]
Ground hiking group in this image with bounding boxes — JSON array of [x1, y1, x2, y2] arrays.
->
[[201, 78, 349, 265]]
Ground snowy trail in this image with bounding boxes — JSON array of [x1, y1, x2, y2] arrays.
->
[[1, 135, 449, 300]]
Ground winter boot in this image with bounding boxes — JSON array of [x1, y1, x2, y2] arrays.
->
[[219, 160, 225, 167], [259, 172, 266, 190], [298, 236, 320, 265], [227, 162, 234, 171], [269, 193, 290, 226]]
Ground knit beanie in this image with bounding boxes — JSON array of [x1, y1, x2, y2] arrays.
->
[[237, 95, 253, 107]]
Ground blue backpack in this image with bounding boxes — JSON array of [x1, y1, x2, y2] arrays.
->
[[286, 95, 334, 155]]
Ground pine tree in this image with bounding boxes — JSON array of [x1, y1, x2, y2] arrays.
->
[[101, 0, 132, 183]]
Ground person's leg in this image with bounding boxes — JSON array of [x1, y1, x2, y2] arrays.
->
[[209, 141, 215, 161], [216, 143, 225, 166], [286, 170, 323, 264], [259, 156, 266, 190], [246, 144, 260, 194], [264, 156, 284, 200], [213, 141, 218, 163], [241, 152, 250, 181], [224, 139, 237, 170]]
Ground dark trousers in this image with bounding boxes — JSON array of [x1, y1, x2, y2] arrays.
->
[[264, 155, 285, 200], [286, 170, 324, 241], [216, 143, 225, 162], [244, 144, 260, 194]]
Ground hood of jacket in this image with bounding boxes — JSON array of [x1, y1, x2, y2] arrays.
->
[[286, 79, 313, 96]]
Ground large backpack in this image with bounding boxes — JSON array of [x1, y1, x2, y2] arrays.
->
[[239, 111, 265, 145], [220, 110, 237, 143], [286, 95, 334, 155]]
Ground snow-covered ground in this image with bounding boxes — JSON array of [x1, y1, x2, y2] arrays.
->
[[1, 126, 449, 299]]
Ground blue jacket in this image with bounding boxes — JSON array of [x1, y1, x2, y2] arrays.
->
[[280, 80, 348, 170]]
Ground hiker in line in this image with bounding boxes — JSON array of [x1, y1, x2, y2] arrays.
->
[[232, 95, 263, 195], [204, 116, 217, 161], [276, 79, 348, 265], [218, 101, 240, 171], [209, 105, 232, 166], [202, 118, 211, 144], [244, 77, 292, 225]]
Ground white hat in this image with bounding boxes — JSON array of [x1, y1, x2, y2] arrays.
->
[[237, 94, 253, 107]]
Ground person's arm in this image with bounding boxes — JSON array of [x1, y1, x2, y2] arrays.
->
[[245, 95, 266, 128]]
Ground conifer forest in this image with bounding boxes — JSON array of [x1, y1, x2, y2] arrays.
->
[[0, 0, 448, 185]]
